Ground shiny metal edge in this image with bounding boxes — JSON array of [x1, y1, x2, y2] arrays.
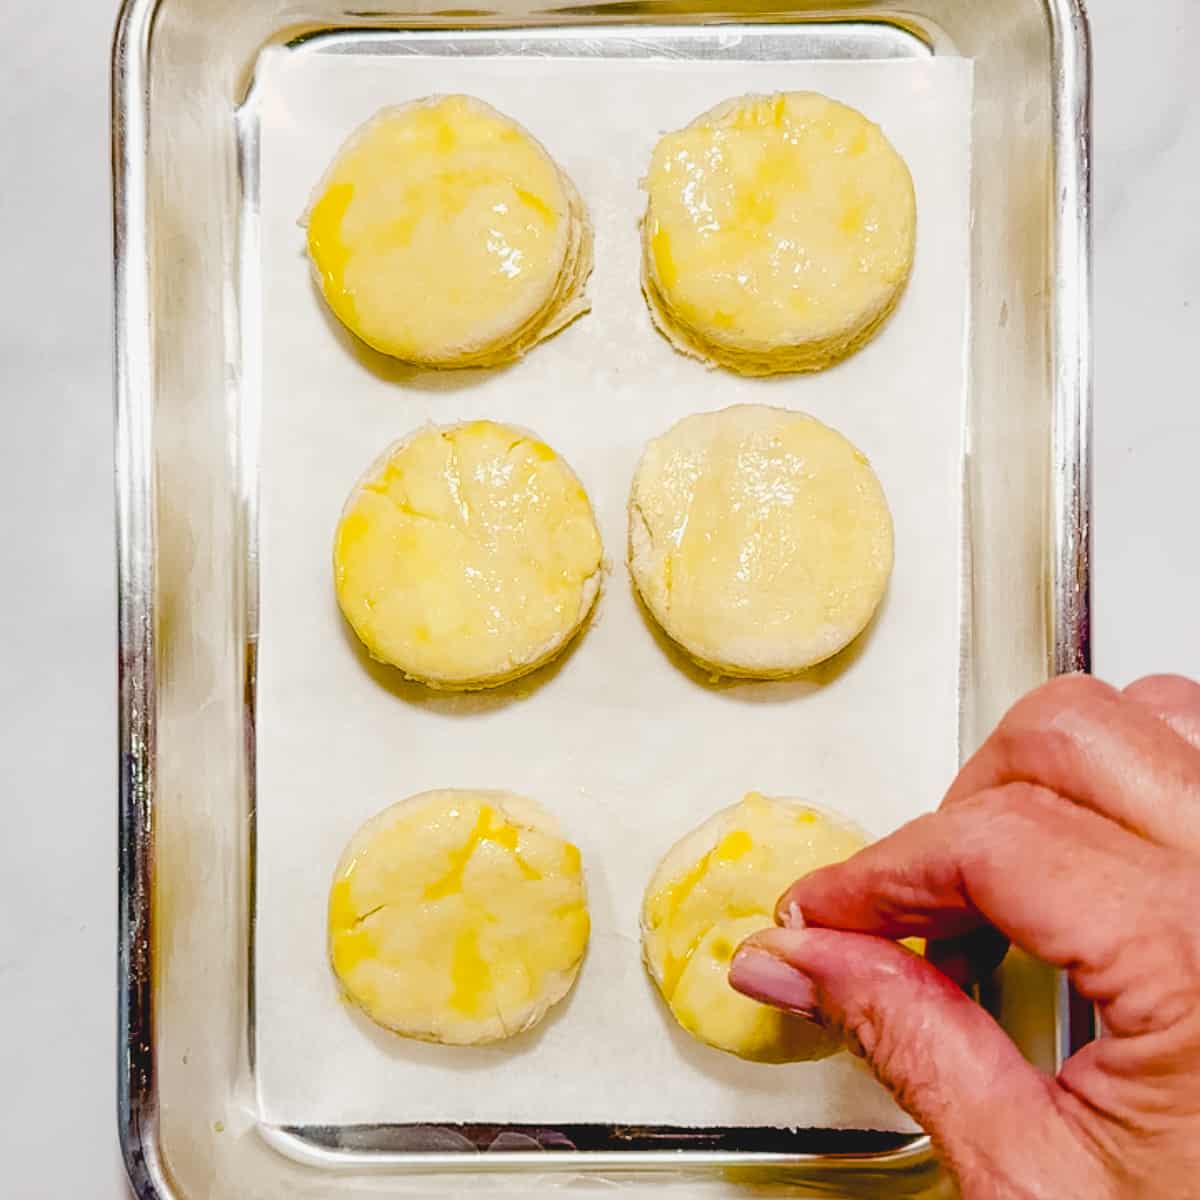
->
[[1049, 0, 1092, 682], [112, 0, 1094, 1194], [1047, 0, 1096, 1066], [257, 1122, 936, 1173], [114, 0, 170, 1196]]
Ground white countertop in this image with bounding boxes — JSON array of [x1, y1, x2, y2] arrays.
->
[[0, 0, 1195, 1195]]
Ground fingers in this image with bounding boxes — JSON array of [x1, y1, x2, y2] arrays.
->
[[1124, 674, 1200, 753], [776, 783, 1189, 1040], [729, 927, 1093, 1195], [943, 674, 1200, 853], [777, 783, 1149, 944]]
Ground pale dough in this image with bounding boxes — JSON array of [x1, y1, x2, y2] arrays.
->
[[641, 792, 867, 1063], [641, 92, 916, 375], [335, 420, 604, 690], [328, 789, 590, 1045], [628, 404, 893, 678], [304, 94, 592, 367]]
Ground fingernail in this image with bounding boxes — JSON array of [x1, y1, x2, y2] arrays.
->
[[729, 947, 820, 1018], [781, 900, 806, 929]]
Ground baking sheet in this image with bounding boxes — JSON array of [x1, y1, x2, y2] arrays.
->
[[253, 45, 972, 1133]]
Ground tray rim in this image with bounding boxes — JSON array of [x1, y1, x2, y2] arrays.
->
[[112, 2, 1093, 1194]]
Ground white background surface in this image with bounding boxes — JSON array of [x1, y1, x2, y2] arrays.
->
[[0, 0, 1195, 1194]]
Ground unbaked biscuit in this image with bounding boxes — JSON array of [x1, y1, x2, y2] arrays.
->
[[642, 92, 915, 375], [329, 789, 589, 1045], [629, 404, 893, 678], [305, 95, 592, 367], [641, 792, 866, 1062], [336, 420, 603, 689]]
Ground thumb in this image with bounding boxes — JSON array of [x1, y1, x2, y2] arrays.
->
[[730, 926, 1073, 1193]]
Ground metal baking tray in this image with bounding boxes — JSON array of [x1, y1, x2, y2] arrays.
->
[[113, 0, 1091, 1194]]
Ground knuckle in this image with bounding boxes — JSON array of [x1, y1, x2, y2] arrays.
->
[[957, 780, 1057, 829], [1040, 671, 1116, 707], [1167, 870, 1200, 989], [950, 784, 1063, 872], [848, 1010, 938, 1117], [1103, 863, 1200, 1036], [1124, 674, 1200, 728], [991, 719, 1080, 780], [1111, 960, 1196, 1037], [1123, 672, 1200, 703], [829, 981, 949, 1116], [832, 998, 885, 1068], [1002, 673, 1115, 735]]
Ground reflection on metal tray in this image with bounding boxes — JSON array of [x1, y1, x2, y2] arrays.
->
[[114, 0, 1091, 1195]]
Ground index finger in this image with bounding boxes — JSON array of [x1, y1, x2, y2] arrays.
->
[[776, 783, 1161, 991]]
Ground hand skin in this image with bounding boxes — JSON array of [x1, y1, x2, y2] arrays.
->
[[729, 674, 1200, 1200]]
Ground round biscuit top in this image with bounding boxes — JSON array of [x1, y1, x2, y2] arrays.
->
[[329, 788, 590, 1045], [336, 420, 603, 690], [306, 95, 591, 366], [629, 404, 893, 677], [642, 92, 916, 374]]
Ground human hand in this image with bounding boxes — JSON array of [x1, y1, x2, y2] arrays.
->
[[729, 674, 1200, 1199]]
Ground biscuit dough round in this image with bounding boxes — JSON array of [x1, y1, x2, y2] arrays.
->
[[329, 789, 590, 1045], [641, 92, 916, 375], [641, 792, 867, 1062], [304, 94, 592, 367], [628, 404, 893, 678], [335, 420, 603, 690]]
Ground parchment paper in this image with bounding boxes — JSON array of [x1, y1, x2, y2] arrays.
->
[[253, 44, 972, 1132]]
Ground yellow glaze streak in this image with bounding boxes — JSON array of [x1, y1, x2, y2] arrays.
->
[[449, 927, 492, 1018], [642, 794, 865, 1063], [327, 878, 374, 979], [328, 789, 589, 1044], [715, 830, 753, 861], [641, 91, 916, 375], [305, 95, 589, 366], [335, 420, 603, 690], [423, 807, 497, 901], [650, 224, 678, 294], [306, 182, 357, 326]]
